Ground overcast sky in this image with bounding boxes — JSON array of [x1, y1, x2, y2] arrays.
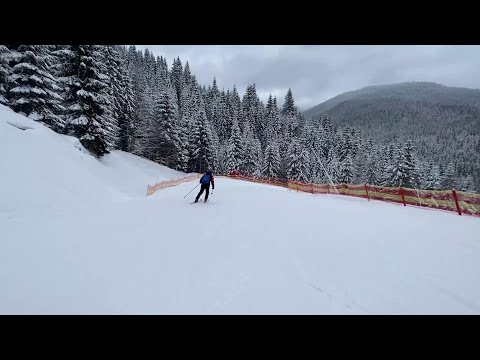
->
[[135, 45, 480, 111]]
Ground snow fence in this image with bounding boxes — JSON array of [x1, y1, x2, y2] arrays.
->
[[146, 172, 480, 217], [146, 173, 201, 195], [225, 174, 480, 217]]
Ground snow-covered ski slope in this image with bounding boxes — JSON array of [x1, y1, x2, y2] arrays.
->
[[1, 105, 480, 314]]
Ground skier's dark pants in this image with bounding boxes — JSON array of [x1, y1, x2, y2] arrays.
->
[[196, 184, 210, 201]]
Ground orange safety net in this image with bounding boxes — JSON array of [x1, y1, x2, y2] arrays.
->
[[221, 175, 480, 217], [146, 174, 201, 196], [146, 172, 480, 217]]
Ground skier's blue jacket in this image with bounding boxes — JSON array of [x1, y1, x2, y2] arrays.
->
[[200, 172, 215, 188]]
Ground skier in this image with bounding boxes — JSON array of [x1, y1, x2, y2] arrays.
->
[[195, 170, 215, 203]]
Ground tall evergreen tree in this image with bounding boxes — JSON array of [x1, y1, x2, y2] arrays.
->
[[153, 81, 181, 167], [206, 77, 220, 122], [388, 141, 419, 188], [363, 150, 381, 186], [459, 175, 475, 193], [62, 45, 110, 156], [188, 85, 215, 172], [286, 139, 310, 182], [226, 119, 243, 172], [402, 140, 419, 188], [0, 45, 12, 105], [281, 88, 299, 140], [440, 162, 455, 190], [282, 88, 296, 116], [242, 123, 262, 175], [116, 61, 137, 152], [380, 144, 396, 186], [263, 142, 281, 178], [326, 151, 340, 184], [170, 57, 183, 108], [7, 45, 65, 131], [216, 91, 231, 142], [241, 84, 260, 132], [267, 95, 282, 143], [99, 45, 124, 149], [179, 61, 192, 118], [339, 154, 354, 184], [423, 162, 442, 190]]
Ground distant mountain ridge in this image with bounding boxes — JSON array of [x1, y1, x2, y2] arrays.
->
[[303, 82, 480, 119], [302, 82, 480, 192]]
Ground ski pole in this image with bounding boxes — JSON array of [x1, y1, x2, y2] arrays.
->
[[184, 183, 200, 198]]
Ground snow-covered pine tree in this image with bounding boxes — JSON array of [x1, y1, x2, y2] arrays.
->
[[99, 45, 124, 149], [63, 45, 110, 157], [226, 119, 243, 172], [7, 45, 65, 131], [254, 97, 266, 148], [415, 160, 428, 189], [281, 88, 299, 139], [241, 123, 262, 176], [170, 57, 183, 108], [210, 122, 220, 172], [241, 84, 260, 133], [116, 57, 137, 152], [352, 136, 368, 184], [337, 126, 355, 162], [319, 115, 334, 158], [263, 95, 275, 145], [216, 143, 228, 174], [363, 150, 381, 186], [153, 80, 181, 167], [176, 117, 190, 172], [206, 77, 220, 124], [272, 96, 282, 137], [459, 175, 475, 193], [230, 85, 242, 130], [252, 138, 263, 176], [380, 144, 396, 186], [282, 88, 296, 115], [216, 91, 231, 142], [135, 79, 157, 159], [339, 154, 355, 184], [50, 45, 71, 88], [0, 45, 13, 105], [423, 162, 442, 190], [332, 128, 354, 184], [188, 85, 215, 173], [402, 140, 419, 188], [299, 119, 318, 181], [441, 162, 455, 190], [326, 151, 340, 184], [286, 139, 310, 183], [175, 69, 196, 172], [262, 141, 281, 178], [278, 116, 295, 177], [387, 141, 419, 188], [179, 61, 192, 118]]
